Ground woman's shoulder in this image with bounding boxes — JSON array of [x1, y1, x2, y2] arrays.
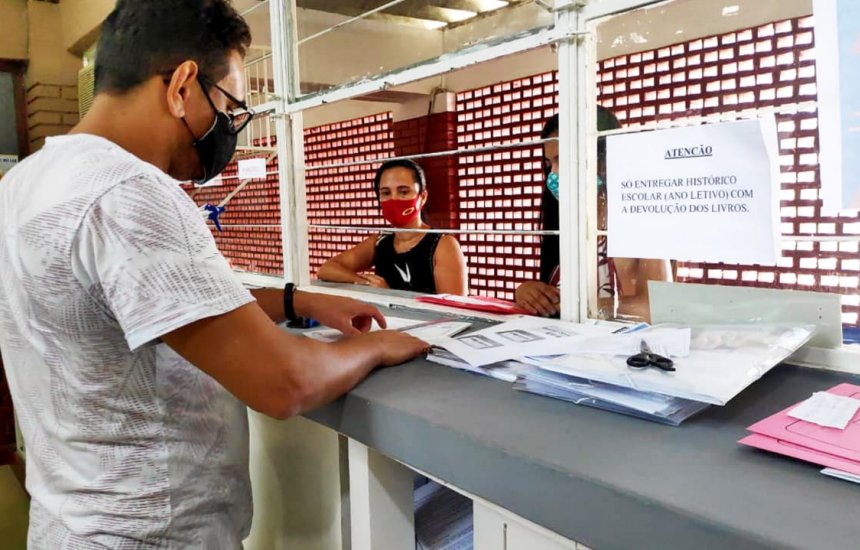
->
[[432, 234, 464, 258], [436, 234, 461, 249]]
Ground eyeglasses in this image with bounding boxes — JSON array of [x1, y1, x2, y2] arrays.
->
[[197, 74, 256, 135], [161, 69, 256, 135]]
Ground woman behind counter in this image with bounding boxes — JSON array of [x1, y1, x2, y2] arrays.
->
[[318, 159, 468, 295], [515, 109, 671, 319]]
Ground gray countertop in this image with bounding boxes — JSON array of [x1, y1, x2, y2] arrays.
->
[[305, 357, 860, 550]]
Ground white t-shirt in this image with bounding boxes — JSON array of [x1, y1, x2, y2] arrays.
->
[[0, 134, 256, 549]]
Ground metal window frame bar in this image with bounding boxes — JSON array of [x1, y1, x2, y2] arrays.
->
[[308, 225, 562, 236], [305, 137, 558, 172]]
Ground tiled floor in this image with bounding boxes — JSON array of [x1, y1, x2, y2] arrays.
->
[[0, 465, 28, 549]]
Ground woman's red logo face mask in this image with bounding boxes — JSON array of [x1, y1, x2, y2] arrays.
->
[[381, 197, 423, 227]]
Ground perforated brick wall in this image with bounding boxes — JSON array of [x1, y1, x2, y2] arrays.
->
[[305, 113, 393, 275], [183, 153, 283, 276], [456, 72, 559, 300], [393, 113, 460, 229]]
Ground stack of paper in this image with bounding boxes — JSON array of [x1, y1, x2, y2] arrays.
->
[[739, 383, 860, 483], [428, 348, 534, 383], [428, 318, 813, 425], [414, 480, 473, 550], [512, 369, 710, 426]]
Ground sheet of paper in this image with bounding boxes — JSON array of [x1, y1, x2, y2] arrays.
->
[[428, 349, 535, 383], [788, 392, 860, 430], [403, 321, 471, 346], [821, 468, 860, 485], [303, 316, 418, 342], [238, 158, 267, 180], [434, 317, 615, 368], [606, 117, 780, 265]]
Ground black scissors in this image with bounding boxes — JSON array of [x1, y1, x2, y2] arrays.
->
[[627, 339, 675, 372]]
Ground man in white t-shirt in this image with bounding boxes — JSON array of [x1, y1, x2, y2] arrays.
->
[[0, 1, 427, 548]]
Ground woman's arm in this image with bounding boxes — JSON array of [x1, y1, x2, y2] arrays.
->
[[614, 258, 672, 321], [317, 236, 378, 285], [432, 235, 469, 295]]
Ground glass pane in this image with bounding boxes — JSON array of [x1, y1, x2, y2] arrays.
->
[[181, 1, 282, 277], [302, 48, 562, 304], [593, 0, 860, 335], [182, 150, 282, 276], [295, 0, 554, 97]]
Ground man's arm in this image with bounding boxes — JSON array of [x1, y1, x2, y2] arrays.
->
[[162, 302, 427, 420]]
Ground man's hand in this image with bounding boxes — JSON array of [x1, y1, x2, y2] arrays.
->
[[294, 291, 386, 336], [515, 281, 561, 317], [360, 274, 390, 289], [354, 330, 431, 367]]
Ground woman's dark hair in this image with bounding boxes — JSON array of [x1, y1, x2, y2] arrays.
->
[[538, 106, 622, 283], [373, 159, 427, 196], [95, 0, 252, 94]]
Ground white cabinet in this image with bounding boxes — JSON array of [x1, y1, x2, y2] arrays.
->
[[474, 500, 581, 550]]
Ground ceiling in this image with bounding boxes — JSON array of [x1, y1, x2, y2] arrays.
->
[[234, 0, 529, 30]]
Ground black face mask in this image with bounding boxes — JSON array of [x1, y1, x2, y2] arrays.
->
[[183, 80, 238, 186]]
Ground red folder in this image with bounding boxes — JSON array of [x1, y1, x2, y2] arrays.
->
[[739, 383, 860, 474], [416, 294, 531, 315]]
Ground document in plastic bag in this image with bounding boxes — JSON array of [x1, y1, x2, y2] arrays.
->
[[535, 325, 814, 405]]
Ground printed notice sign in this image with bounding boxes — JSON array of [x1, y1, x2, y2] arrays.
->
[[238, 158, 267, 180], [606, 117, 780, 265]]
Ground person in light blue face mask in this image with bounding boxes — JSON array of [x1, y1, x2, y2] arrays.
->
[[514, 108, 671, 320]]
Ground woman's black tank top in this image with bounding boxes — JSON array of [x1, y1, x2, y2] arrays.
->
[[374, 233, 443, 294]]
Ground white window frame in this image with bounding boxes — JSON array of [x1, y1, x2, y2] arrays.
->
[[255, 0, 860, 374]]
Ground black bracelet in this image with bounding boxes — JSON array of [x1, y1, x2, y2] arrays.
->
[[283, 282, 298, 321]]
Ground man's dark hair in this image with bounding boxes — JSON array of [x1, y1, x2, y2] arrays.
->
[[95, 0, 252, 94], [373, 159, 427, 196]]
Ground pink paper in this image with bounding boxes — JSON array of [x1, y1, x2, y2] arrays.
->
[[739, 433, 860, 476], [745, 383, 860, 463]]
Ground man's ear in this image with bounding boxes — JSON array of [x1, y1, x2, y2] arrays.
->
[[165, 61, 200, 119]]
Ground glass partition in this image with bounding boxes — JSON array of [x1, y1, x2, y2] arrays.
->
[[592, 0, 860, 337], [183, 0, 284, 277], [300, 47, 561, 301], [295, 0, 554, 98]]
